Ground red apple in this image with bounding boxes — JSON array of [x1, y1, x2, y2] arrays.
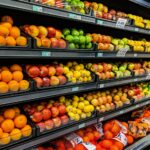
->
[[47, 27, 56, 38], [51, 107, 59, 117], [36, 104, 44, 112], [45, 119, 54, 130], [36, 122, 46, 133], [42, 108, 51, 121], [53, 102, 61, 107], [56, 66, 64, 75], [31, 111, 43, 123], [40, 66, 48, 77], [107, 13, 113, 20], [48, 66, 56, 76], [50, 76, 60, 86], [58, 39, 67, 49], [55, 30, 62, 39], [43, 77, 50, 87], [47, 102, 53, 109], [52, 117, 62, 127], [102, 13, 108, 19], [58, 75, 67, 85], [50, 38, 59, 48], [34, 77, 43, 88], [60, 115, 69, 125], [28, 66, 40, 78], [109, 9, 116, 15], [58, 105, 66, 115]]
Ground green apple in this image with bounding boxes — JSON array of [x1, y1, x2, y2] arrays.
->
[[122, 38, 128, 45], [119, 66, 126, 72], [66, 35, 74, 42], [79, 35, 86, 44], [73, 36, 79, 43], [128, 63, 135, 70], [69, 43, 75, 49], [86, 43, 92, 49], [112, 39, 119, 45], [80, 44, 85, 49], [63, 28, 70, 36], [71, 29, 79, 36], [75, 44, 79, 49], [85, 35, 92, 43], [124, 70, 131, 77], [112, 65, 118, 71], [79, 29, 84, 35]]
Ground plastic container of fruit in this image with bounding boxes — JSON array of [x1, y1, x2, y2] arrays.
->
[[31, 73, 96, 91], [0, 33, 32, 50], [0, 108, 36, 149], [29, 0, 92, 17], [0, 78, 34, 98]]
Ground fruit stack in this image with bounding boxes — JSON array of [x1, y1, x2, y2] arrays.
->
[[143, 61, 150, 73], [63, 28, 93, 49], [0, 16, 28, 47], [0, 107, 32, 145], [23, 100, 69, 133], [0, 64, 30, 94], [127, 63, 145, 76], [23, 25, 67, 49]]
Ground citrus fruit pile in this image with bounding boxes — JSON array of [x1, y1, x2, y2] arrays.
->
[[0, 15, 27, 47], [0, 64, 29, 94], [0, 107, 32, 145]]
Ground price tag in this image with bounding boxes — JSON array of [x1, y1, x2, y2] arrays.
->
[[32, 5, 43, 12], [72, 87, 79, 92], [134, 28, 139, 32], [97, 53, 103, 57], [119, 110, 124, 115], [146, 73, 150, 79], [68, 13, 81, 20], [97, 20, 104, 25], [116, 18, 127, 28], [134, 78, 138, 82], [134, 53, 137, 57], [99, 84, 104, 88], [95, 122, 104, 136], [42, 51, 51, 56], [78, 123, 85, 129], [113, 132, 127, 146], [146, 101, 149, 105], [82, 142, 96, 150], [98, 117, 104, 122], [116, 48, 128, 57], [149, 30, 150, 34]]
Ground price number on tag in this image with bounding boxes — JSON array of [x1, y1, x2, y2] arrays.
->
[[116, 18, 127, 28], [116, 48, 128, 57], [33, 5, 43, 12], [42, 51, 51, 56], [68, 13, 81, 20], [97, 20, 104, 25], [72, 87, 79, 92], [78, 123, 85, 129], [113, 132, 127, 146]]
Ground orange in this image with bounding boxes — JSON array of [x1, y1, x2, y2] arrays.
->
[[14, 115, 27, 129], [1, 70, 12, 83], [3, 108, 16, 119], [0, 22, 12, 30], [10, 64, 22, 72], [19, 80, 29, 91], [0, 82, 9, 93], [101, 140, 113, 149], [8, 80, 19, 92], [21, 125, 32, 137], [6, 36, 16, 46], [74, 144, 86, 150], [12, 71, 23, 82], [13, 107, 21, 116], [16, 36, 27, 46], [109, 145, 119, 150], [1, 16, 13, 25], [9, 26, 20, 39], [86, 132, 94, 141], [111, 123, 121, 136], [0, 73, 1, 80], [104, 131, 114, 139], [0, 115, 4, 124], [0, 128, 3, 138], [83, 136, 90, 142], [1, 66, 9, 71], [1, 119, 14, 133], [103, 122, 113, 131], [76, 130, 84, 137], [10, 128, 22, 141], [35, 37, 41, 47], [0, 25, 9, 37], [0, 36, 6, 46], [0, 132, 11, 145], [114, 141, 124, 150], [126, 135, 134, 145]]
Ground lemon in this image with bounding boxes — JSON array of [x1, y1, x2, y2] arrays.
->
[[66, 105, 73, 112], [79, 64, 84, 70], [72, 78, 77, 83], [86, 112, 91, 117], [88, 76, 92, 81], [78, 102, 85, 110], [72, 101, 78, 108], [77, 109, 82, 115], [64, 66, 69, 74], [79, 77, 83, 82], [83, 100, 89, 105], [84, 106, 91, 113], [67, 62, 73, 67], [59, 96, 65, 103], [79, 97, 84, 101], [66, 101, 71, 106], [73, 71, 81, 79], [74, 114, 80, 121], [73, 61, 78, 66], [81, 113, 86, 119], [83, 77, 88, 82], [73, 95, 79, 101], [72, 107, 77, 113], [89, 105, 94, 112], [75, 65, 81, 71]]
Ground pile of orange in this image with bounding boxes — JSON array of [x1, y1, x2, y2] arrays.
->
[[0, 15, 27, 47], [0, 107, 32, 145], [0, 64, 29, 93]]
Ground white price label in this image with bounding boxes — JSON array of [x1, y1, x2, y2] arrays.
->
[[42, 51, 51, 56], [69, 13, 81, 20], [119, 110, 124, 115], [116, 48, 128, 57], [113, 132, 127, 146], [78, 123, 85, 129], [116, 18, 127, 28], [82, 142, 96, 150], [134, 78, 138, 82], [134, 28, 139, 32], [99, 84, 104, 88], [32, 5, 43, 12], [97, 20, 104, 25], [146, 73, 150, 79], [95, 122, 104, 136], [72, 87, 79, 92], [97, 53, 103, 57], [134, 53, 137, 57]]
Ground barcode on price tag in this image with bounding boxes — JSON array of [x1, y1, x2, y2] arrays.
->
[[33, 5, 43, 12], [116, 48, 128, 57], [82, 142, 96, 150], [113, 132, 127, 146], [68, 13, 81, 20], [116, 18, 127, 28]]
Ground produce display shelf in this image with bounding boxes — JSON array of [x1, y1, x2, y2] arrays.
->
[[1, 49, 150, 59], [0, 0, 150, 35], [129, 0, 150, 9], [4, 100, 150, 150], [125, 134, 150, 150], [0, 76, 149, 106]]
